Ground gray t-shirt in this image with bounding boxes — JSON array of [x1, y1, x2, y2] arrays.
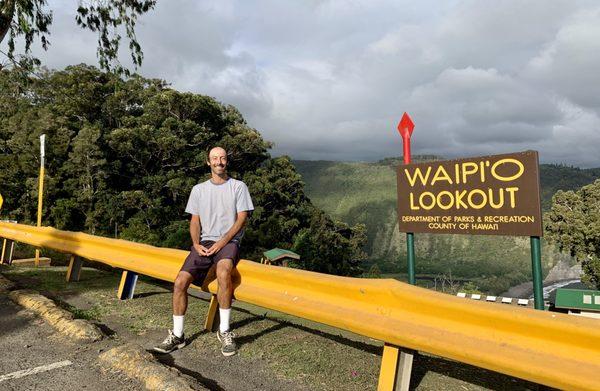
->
[[185, 178, 254, 242]]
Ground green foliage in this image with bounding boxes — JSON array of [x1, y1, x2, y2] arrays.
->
[[0, 0, 155, 75], [364, 263, 381, 278], [546, 180, 600, 289], [242, 156, 310, 255], [539, 164, 600, 210], [75, 0, 156, 75], [292, 212, 367, 276], [1, 0, 52, 56], [460, 281, 481, 295], [0, 65, 367, 276]]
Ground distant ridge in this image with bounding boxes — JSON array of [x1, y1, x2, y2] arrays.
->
[[377, 155, 442, 165], [295, 158, 600, 210]]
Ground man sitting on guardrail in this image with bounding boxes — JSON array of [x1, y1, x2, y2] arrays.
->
[[153, 146, 254, 356]]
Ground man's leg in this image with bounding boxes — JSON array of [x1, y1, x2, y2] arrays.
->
[[216, 258, 234, 332], [153, 247, 209, 354], [212, 240, 239, 357], [173, 271, 194, 336], [215, 258, 238, 356]]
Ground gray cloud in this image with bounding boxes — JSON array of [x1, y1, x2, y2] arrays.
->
[[3, 0, 600, 167]]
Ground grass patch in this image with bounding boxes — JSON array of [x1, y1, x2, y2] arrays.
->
[[69, 305, 103, 321]]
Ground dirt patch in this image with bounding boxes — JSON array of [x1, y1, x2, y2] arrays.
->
[[99, 343, 200, 391], [0, 273, 16, 291]]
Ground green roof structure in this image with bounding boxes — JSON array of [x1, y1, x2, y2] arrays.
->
[[262, 248, 300, 263], [554, 288, 600, 312]]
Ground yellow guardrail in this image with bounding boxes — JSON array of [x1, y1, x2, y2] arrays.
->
[[1, 221, 600, 391]]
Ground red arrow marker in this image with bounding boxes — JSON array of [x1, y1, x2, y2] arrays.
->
[[397, 112, 415, 164], [397, 112, 414, 139]]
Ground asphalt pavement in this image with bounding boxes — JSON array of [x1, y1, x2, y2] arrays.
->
[[0, 294, 143, 391]]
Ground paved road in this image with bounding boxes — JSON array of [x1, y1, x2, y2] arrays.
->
[[0, 294, 143, 391]]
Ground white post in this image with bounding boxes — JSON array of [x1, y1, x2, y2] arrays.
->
[[35, 134, 46, 266]]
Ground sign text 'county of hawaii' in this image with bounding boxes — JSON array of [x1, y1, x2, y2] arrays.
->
[[396, 151, 543, 236]]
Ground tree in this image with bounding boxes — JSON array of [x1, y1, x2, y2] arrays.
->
[[292, 210, 367, 276], [0, 65, 368, 276], [59, 123, 109, 234], [0, 0, 155, 75], [545, 180, 600, 289], [242, 156, 311, 254]]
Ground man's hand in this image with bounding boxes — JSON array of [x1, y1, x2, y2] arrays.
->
[[193, 243, 210, 256], [205, 238, 227, 256]]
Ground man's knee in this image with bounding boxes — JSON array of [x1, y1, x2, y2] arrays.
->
[[216, 259, 233, 282], [174, 272, 192, 293]]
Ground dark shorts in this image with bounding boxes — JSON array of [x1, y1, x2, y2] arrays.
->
[[180, 240, 240, 285]]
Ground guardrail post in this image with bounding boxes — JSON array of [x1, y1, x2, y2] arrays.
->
[[378, 343, 414, 391], [1, 238, 7, 263], [204, 294, 220, 332], [66, 255, 83, 282], [117, 270, 138, 300], [1, 238, 15, 265]]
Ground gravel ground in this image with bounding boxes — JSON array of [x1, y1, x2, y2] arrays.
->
[[0, 294, 143, 391]]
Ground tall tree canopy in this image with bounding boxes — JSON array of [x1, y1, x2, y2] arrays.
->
[[546, 179, 600, 289], [0, 64, 367, 276], [0, 0, 155, 75]]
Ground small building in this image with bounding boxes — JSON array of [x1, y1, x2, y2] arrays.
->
[[551, 288, 600, 319], [261, 248, 300, 267]]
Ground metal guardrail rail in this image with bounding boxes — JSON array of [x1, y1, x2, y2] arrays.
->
[[1, 222, 600, 390]]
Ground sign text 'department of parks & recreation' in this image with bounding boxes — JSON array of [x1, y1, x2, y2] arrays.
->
[[396, 151, 542, 236]]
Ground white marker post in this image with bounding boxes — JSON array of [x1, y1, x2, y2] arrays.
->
[[35, 134, 46, 266]]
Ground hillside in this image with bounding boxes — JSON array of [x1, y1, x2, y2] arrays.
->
[[294, 158, 600, 293], [539, 164, 600, 209]]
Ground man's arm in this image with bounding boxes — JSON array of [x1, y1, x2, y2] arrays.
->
[[205, 211, 248, 256], [190, 214, 210, 256]]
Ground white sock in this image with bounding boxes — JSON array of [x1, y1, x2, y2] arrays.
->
[[219, 308, 231, 333], [173, 315, 184, 338]]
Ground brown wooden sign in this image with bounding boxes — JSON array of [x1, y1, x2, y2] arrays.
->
[[397, 151, 543, 236]]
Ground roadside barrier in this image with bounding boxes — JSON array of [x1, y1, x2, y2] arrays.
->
[[1, 222, 600, 391]]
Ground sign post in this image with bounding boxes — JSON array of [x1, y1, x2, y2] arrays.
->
[[35, 134, 45, 267], [531, 237, 543, 310], [397, 113, 416, 285]]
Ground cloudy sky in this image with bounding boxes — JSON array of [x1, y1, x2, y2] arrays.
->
[[4, 0, 600, 166]]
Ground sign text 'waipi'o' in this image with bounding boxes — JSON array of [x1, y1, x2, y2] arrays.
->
[[397, 151, 542, 236]]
